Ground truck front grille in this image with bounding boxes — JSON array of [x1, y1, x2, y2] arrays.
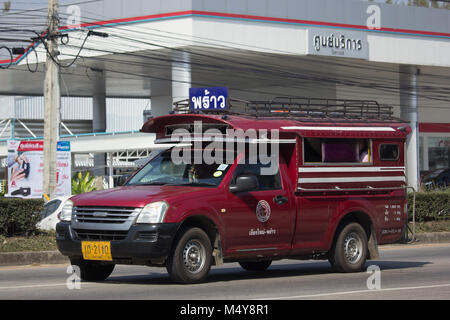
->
[[74, 206, 141, 224], [74, 229, 128, 241]]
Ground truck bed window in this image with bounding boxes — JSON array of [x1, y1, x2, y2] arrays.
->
[[304, 138, 371, 164], [379, 144, 399, 161]]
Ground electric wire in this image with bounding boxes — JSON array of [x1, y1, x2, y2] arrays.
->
[[1, 1, 449, 108]]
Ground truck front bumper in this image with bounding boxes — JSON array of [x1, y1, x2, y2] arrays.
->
[[55, 222, 178, 265]]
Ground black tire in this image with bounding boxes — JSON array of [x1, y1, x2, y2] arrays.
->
[[70, 258, 115, 281], [239, 260, 272, 272], [166, 227, 212, 284], [329, 222, 368, 273]]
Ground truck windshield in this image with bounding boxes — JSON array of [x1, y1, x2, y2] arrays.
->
[[126, 149, 234, 187]]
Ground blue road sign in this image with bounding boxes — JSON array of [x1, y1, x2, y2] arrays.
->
[[189, 87, 228, 110]]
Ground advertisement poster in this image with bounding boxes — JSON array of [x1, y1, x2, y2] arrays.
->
[[7, 140, 71, 199]]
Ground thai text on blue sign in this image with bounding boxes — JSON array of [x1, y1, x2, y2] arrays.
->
[[57, 141, 71, 151], [189, 87, 228, 110]]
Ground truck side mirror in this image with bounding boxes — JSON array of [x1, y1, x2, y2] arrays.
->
[[229, 175, 259, 193], [116, 177, 125, 186], [116, 174, 131, 187]]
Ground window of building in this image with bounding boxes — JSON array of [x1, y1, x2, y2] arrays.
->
[[427, 137, 450, 171]]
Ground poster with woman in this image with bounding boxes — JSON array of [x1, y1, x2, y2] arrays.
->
[[7, 140, 71, 198]]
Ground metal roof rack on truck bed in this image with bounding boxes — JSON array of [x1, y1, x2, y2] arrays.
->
[[173, 96, 397, 123]]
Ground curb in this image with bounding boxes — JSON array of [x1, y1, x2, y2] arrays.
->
[[413, 232, 450, 244], [0, 250, 69, 267], [1, 232, 450, 267]]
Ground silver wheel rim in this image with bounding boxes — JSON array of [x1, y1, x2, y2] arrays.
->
[[343, 232, 363, 264], [183, 239, 206, 274]]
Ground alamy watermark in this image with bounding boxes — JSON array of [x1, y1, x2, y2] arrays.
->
[[366, 265, 381, 290], [66, 5, 81, 29], [169, 121, 280, 175], [366, 5, 381, 30], [66, 265, 81, 290]]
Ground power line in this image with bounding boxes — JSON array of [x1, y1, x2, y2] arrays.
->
[[52, 7, 450, 89], [12, 32, 450, 105], [1, 2, 449, 109], [0, 0, 103, 17], [67, 32, 450, 102]]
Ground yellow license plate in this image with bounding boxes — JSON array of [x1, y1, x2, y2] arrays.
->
[[81, 241, 112, 261]]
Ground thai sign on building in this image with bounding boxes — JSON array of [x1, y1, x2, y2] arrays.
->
[[307, 28, 369, 60]]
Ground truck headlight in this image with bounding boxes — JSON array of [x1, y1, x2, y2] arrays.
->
[[59, 200, 73, 222], [136, 201, 169, 224]]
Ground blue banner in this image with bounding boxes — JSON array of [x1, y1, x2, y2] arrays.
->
[[57, 141, 71, 152], [189, 87, 228, 111]]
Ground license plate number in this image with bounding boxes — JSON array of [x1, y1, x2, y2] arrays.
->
[[81, 241, 112, 261]]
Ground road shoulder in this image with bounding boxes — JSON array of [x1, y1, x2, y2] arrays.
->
[[1, 232, 450, 267]]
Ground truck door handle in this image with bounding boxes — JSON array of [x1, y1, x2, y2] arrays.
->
[[273, 195, 288, 205]]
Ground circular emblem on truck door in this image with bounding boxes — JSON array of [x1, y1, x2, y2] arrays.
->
[[256, 200, 271, 223]]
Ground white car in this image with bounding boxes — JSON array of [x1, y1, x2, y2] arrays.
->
[[36, 196, 71, 231]]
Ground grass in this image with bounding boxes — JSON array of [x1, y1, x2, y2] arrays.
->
[[0, 231, 57, 253], [409, 220, 450, 233]]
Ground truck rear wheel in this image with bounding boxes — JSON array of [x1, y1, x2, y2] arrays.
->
[[70, 258, 115, 281], [166, 227, 212, 284], [329, 222, 368, 273], [239, 260, 272, 271]]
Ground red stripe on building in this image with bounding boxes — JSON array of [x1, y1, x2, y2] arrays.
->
[[190, 10, 450, 38], [419, 123, 450, 133]]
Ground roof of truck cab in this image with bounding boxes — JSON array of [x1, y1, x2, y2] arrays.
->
[[141, 113, 411, 139]]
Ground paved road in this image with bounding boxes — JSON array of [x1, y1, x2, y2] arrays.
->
[[0, 243, 449, 300]]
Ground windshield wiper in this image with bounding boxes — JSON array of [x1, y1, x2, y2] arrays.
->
[[134, 182, 177, 186], [130, 181, 216, 187], [179, 182, 217, 187]]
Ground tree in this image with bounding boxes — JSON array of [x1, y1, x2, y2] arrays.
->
[[414, 0, 430, 7], [407, 0, 429, 7], [2, 1, 11, 13], [430, 0, 440, 8], [404, 0, 450, 9]]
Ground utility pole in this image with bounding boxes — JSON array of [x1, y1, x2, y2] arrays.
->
[[43, 0, 60, 199]]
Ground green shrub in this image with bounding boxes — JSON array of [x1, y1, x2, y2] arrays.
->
[[72, 171, 96, 195], [0, 198, 44, 237], [407, 190, 450, 222]]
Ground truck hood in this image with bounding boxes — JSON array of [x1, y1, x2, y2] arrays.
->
[[70, 185, 209, 208]]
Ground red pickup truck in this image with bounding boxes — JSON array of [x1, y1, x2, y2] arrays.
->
[[56, 98, 411, 284]]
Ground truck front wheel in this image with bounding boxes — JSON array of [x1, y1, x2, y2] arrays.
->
[[329, 222, 368, 273], [166, 227, 212, 284], [70, 258, 115, 281]]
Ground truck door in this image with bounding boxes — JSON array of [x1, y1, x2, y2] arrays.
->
[[223, 155, 295, 255]]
